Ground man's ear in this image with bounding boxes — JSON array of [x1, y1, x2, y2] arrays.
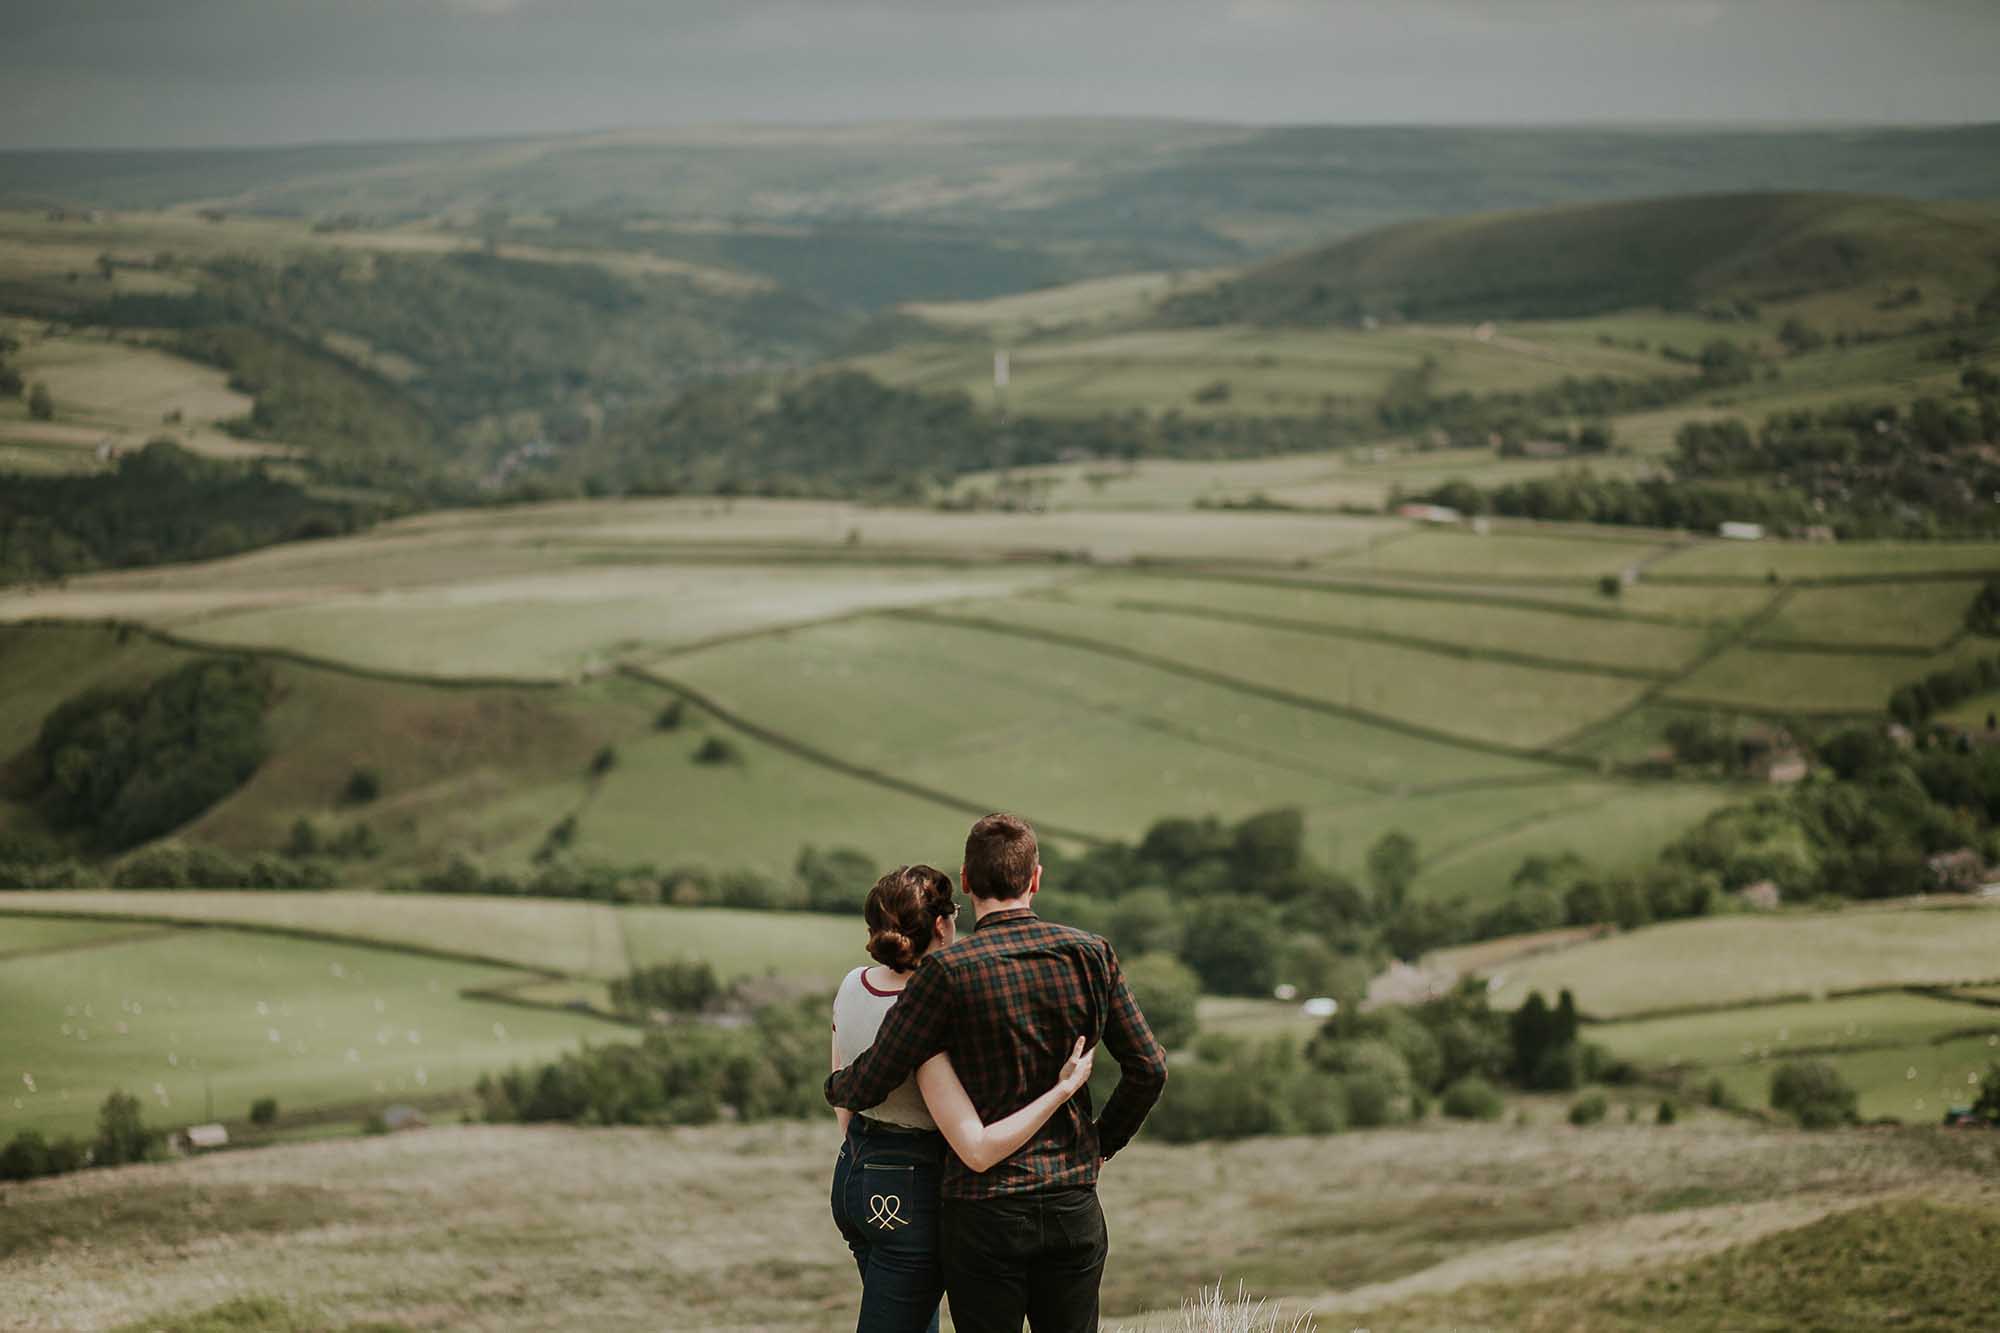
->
[[1028, 863, 1042, 899]]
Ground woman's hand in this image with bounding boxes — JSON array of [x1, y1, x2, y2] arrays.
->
[[1057, 1035, 1094, 1094]]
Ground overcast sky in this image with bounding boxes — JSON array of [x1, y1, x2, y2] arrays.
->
[[3, 0, 1997, 150]]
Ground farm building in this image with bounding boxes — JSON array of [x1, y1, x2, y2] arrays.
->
[[1735, 881, 1782, 911], [171, 1124, 229, 1153], [1395, 504, 1462, 525], [1719, 521, 1765, 541], [380, 1104, 429, 1132], [1926, 848, 1986, 892]]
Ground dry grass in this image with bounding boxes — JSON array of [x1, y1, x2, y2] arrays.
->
[[5, 1115, 1994, 1332]]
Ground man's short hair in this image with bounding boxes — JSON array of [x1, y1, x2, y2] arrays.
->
[[963, 812, 1038, 902]]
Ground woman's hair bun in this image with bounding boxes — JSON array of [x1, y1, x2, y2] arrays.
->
[[866, 926, 919, 971], [862, 865, 956, 972]]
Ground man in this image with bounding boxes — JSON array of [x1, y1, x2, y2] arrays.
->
[[826, 813, 1168, 1332]]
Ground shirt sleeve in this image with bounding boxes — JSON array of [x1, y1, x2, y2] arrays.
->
[[825, 956, 951, 1111], [1093, 940, 1168, 1159]]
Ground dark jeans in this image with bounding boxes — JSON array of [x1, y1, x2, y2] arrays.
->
[[940, 1187, 1109, 1333], [831, 1119, 946, 1333]]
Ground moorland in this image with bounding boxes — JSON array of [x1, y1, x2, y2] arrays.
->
[[4, 118, 2000, 1330]]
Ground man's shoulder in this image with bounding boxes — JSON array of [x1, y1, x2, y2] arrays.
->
[[958, 914, 1109, 959]]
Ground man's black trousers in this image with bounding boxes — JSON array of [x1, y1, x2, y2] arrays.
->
[[940, 1186, 1108, 1333]]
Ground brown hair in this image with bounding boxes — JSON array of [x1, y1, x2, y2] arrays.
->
[[864, 864, 956, 971], [963, 812, 1038, 902]]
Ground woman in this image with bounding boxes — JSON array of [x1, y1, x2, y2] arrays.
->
[[830, 864, 1093, 1333]]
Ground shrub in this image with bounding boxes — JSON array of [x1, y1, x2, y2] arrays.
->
[[342, 767, 382, 804], [795, 844, 877, 914], [1123, 953, 1201, 1051], [94, 1089, 155, 1166], [1706, 1077, 1739, 1110], [284, 817, 321, 858], [1352, 1007, 1445, 1092], [1657, 1099, 1679, 1126], [326, 822, 380, 859], [1441, 1076, 1505, 1121], [1145, 1062, 1292, 1143], [693, 736, 741, 765], [1180, 895, 1282, 997], [1770, 1059, 1858, 1129], [610, 960, 722, 1017], [1284, 1071, 1350, 1135], [1341, 1071, 1399, 1128], [1598, 574, 1622, 598], [362, 1112, 389, 1135], [654, 700, 687, 730], [1106, 886, 1186, 960], [713, 868, 801, 910], [0, 1130, 51, 1181], [1971, 1062, 2000, 1124], [538, 814, 579, 861], [27, 381, 53, 420], [1567, 1092, 1609, 1127], [250, 1097, 279, 1126], [1309, 1038, 1413, 1098], [588, 745, 619, 777]]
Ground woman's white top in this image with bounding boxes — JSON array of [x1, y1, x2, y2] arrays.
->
[[832, 965, 937, 1130]]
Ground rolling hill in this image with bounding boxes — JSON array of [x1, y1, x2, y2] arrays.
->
[[5, 122, 1999, 308], [1162, 192, 2000, 326]]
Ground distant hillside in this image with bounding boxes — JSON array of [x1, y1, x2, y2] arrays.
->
[[4, 122, 1998, 307], [1163, 193, 2000, 325]]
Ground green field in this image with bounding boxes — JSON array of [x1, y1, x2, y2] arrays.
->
[[954, 445, 1661, 514], [1706, 1033, 2000, 1123], [0, 322, 286, 467], [1352, 528, 1679, 581], [1489, 905, 2000, 1019], [2, 496, 1923, 909], [0, 895, 870, 986], [0, 917, 173, 960], [176, 563, 1068, 681], [848, 320, 1669, 419], [1753, 579, 1979, 649], [1650, 540, 2000, 582], [1407, 782, 1743, 906], [0, 925, 624, 1140], [1665, 637, 1990, 715], [1053, 572, 1712, 673], [939, 595, 1652, 750], [1591, 991, 2000, 1070]]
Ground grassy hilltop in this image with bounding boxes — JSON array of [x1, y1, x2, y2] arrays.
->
[[1162, 192, 2000, 325]]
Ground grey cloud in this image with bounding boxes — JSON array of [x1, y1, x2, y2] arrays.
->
[[1, 0, 1995, 148]]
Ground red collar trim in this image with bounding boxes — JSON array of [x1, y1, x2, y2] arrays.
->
[[860, 968, 905, 997]]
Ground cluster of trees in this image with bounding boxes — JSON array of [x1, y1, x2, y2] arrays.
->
[[0, 1090, 157, 1183], [13, 655, 274, 853], [400, 846, 879, 910], [579, 370, 1367, 501], [1119, 980, 1635, 1144], [0, 442, 377, 584], [1413, 385, 2000, 539], [1444, 717, 2000, 943], [475, 995, 827, 1127], [1888, 654, 2000, 726], [609, 960, 726, 1018]]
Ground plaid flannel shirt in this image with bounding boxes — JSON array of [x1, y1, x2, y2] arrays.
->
[[825, 908, 1167, 1199]]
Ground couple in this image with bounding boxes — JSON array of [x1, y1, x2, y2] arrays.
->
[[826, 813, 1169, 1333]]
